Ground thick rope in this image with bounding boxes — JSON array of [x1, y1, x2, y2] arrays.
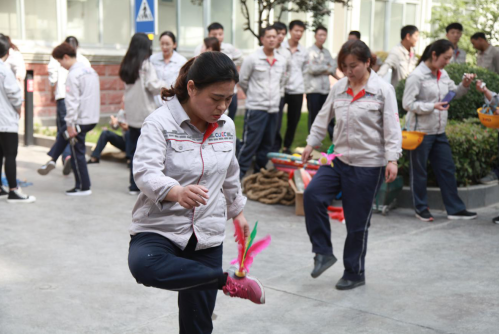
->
[[242, 169, 295, 205]]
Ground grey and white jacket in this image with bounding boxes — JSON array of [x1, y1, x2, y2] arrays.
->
[[238, 47, 287, 113], [304, 44, 337, 95], [48, 52, 91, 100], [402, 62, 469, 135], [282, 40, 309, 95], [307, 70, 402, 167], [64, 62, 100, 127], [0, 59, 23, 133], [129, 96, 246, 251]]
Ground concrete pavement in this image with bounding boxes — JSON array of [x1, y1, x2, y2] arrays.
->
[[1, 145, 499, 334]]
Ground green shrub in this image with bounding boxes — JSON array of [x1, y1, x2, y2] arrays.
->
[[395, 63, 499, 120], [398, 118, 498, 187]]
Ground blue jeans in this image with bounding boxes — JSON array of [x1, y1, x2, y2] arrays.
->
[[91, 130, 129, 159], [237, 110, 278, 179], [304, 160, 384, 281], [409, 133, 466, 214], [306, 93, 335, 140]]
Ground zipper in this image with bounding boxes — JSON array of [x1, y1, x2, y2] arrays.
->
[[190, 144, 205, 240], [437, 77, 441, 133]]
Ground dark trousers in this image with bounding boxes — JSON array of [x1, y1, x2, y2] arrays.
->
[[410, 133, 466, 215], [228, 94, 238, 121], [129, 126, 141, 191], [304, 160, 384, 281], [306, 93, 335, 140], [91, 130, 129, 159], [55, 99, 71, 161], [0, 132, 18, 189], [128, 233, 224, 334], [49, 124, 96, 190], [273, 94, 304, 151], [237, 110, 278, 179], [493, 133, 499, 178]]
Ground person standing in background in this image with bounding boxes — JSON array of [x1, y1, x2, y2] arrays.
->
[[276, 20, 309, 154], [120, 33, 165, 195], [194, 22, 242, 120], [201, 37, 221, 52], [446, 23, 467, 64], [150, 31, 186, 107], [0, 34, 35, 203], [471, 32, 499, 74], [4, 36, 26, 87], [348, 31, 361, 41], [377, 25, 419, 88], [39, 36, 91, 176], [305, 26, 337, 138]]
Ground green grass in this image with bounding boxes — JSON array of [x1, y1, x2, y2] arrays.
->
[[34, 123, 122, 144], [234, 113, 332, 152]]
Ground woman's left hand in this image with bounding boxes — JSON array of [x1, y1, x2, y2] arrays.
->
[[462, 73, 476, 88], [234, 212, 249, 240], [385, 162, 398, 183]]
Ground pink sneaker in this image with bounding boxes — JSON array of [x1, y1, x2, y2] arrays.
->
[[223, 272, 265, 305]]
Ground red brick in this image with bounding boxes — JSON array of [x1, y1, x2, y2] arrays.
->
[[100, 77, 122, 91], [34, 92, 55, 107], [34, 106, 56, 117], [103, 91, 123, 105], [100, 105, 121, 113], [106, 65, 121, 76], [117, 80, 125, 90], [92, 65, 106, 76], [34, 76, 49, 92], [26, 63, 49, 76]]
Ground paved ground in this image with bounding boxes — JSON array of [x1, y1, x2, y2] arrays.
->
[[2, 145, 499, 334]]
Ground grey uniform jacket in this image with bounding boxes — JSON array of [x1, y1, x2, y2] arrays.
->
[[238, 47, 287, 113], [402, 62, 469, 135], [275, 44, 292, 97], [129, 96, 246, 251], [377, 43, 417, 88], [282, 40, 309, 95], [305, 44, 336, 95], [0, 60, 23, 133], [307, 70, 402, 167], [64, 62, 100, 127], [124, 60, 165, 128], [477, 45, 499, 74], [450, 47, 467, 64]]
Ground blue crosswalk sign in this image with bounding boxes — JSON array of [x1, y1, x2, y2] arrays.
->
[[135, 0, 156, 36]]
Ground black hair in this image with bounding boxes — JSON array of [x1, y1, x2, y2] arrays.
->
[[65, 36, 79, 50], [162, 52, 239, 104], [273, 21, 287, 34], [208, 22, 224, 32], [446, 23, 463, 33], [5, 35, 19, 51], [289, 20, 306, 31], [315, 26, 328, 34], [349, 31, 361, 39], [417, 39, 454, 66], [260, 25, 277, 38], [119, 33, 152, 85], [471, 32, 487, 41], [401, 25, 419, 41], [0, 34, 10, 58], [337, 40, 375, 72]]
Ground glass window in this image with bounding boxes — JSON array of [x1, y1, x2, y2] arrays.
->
[[155, 0, 177, 49], [360, 0, 372, 47], [24, 0, 58, 41], [389, 3, 404, 50], [67, 0, 100, 44], [405, 3, 417, 25], [234, 0, 255, 50], [0, 0, 19, 39], [103, 0, 131, 45], [372, 1, 386, 51], [211, 0, 233, 44], [178, 0, 204, 49]]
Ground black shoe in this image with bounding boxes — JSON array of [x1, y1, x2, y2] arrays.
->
[[415, 209, 434, 222], [7, 188, 36, 203], [66, 188, 92, 196], [87, 157, 100, 164], [282, 148, 292, 155], [311, 254, 337, 278], [493, 216, 499, 224], [62, 156, 72, 176], [335, 278, 365, 290], [0, 185, 8, 198], [448, 210, 477, 220]]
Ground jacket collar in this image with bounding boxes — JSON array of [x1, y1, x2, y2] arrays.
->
[[419, 61, 442, 79], [283, 39, 304, 53], [337, 70, 381, 95], [167, 95, 226, 128]]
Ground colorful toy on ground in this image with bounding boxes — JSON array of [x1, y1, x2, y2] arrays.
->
[[267, 152, 319, 175], [289, 168, 312, 192], [232, 220, 271, 278], [327, 206, 345, 224]]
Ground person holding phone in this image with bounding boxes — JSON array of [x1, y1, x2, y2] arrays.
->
[[403, 39, 477, 222]]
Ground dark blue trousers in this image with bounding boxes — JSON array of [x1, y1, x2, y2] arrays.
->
[[304, 160, 384, 281], [128, 233, 224, 334], [493, 133, 499, 178], [91, 130, 129, 159], [227, 94, 238, 121], [53, 99, 71, 161], [49, 123, 96, 190], [128, 126, 141, 191], [306, 93, 335, 140], [409, 133, 466, 215], [237, 109, 278, 179]]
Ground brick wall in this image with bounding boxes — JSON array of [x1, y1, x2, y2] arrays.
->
[[25, 63, 125, 121]]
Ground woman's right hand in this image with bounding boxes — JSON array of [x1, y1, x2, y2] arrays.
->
[[434, 102, 450, 111], [302, 145, 314, 164], [476, 80, 486, 93], [169, 185, 209, 209]]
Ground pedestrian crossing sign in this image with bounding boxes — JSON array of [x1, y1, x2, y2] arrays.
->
[[136, 0, 153, 22], [134, 0, 157, 35]]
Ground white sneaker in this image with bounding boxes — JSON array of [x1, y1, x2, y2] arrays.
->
[[7, 188, 36, 203], [66, 188, 92, 196], [38, 161, 56, 175], [129, 190, 140, 195]]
